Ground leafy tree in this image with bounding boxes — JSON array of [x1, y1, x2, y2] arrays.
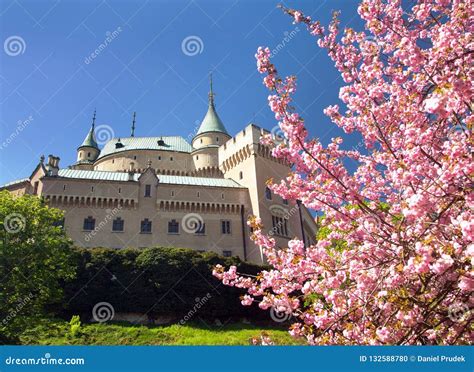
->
[[0, 191, 75, 342], [215, 1, 472, 345]]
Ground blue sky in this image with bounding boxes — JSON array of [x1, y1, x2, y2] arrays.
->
[[0, 0, 363, 184]]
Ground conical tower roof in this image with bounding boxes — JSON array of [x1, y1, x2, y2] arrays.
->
[[78, 110, 99, 149], [196, 75, 229, 136]]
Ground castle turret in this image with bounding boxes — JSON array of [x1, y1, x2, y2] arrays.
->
[[76, 110, 100, 164], [191, 75, 231, 174]]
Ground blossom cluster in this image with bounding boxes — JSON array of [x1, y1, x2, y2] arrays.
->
[[215, 0, 473, 345]]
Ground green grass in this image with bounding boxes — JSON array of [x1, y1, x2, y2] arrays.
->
[[18, 318, 303, 346]]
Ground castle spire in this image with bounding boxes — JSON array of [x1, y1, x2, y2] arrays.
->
[[91, 108, 96, 130], [194, 74, 229, 137], [208, 72, 215, 107], [131, 112, 136, 137]]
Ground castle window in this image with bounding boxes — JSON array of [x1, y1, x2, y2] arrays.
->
[[170, 157, 173, 161], [272, 216, 288, 237], [87, 152, 91, 157], [197, 191, 200, 198], [91, 186, 94, 192], [140, 219, 152, 233], [168, 219, 179, 234], [195, 222, 205, 235], [196, 155, 199, 160], [171, 191, 174, 196], [221, 220, 231, 234], [223, 250, 232, 257], [83, 216, 95, 231], [283, 199, 288, 205], [224, 144, 227, 150], [158, 156, 161, 160], [144, 184, 151, 197], [243, 129, 246, 136], [265, 187, 272, 200], [216, 137, 219, 142], [221, 193, 224, 199], [112, 217, 124, 232], [112, 159, 115, 164], [118, 188, 121, 194], [200, 139, 203, 143], [239, 171, 243, 180], [63, 185, 66, 191], [33, 181, 39, 195]]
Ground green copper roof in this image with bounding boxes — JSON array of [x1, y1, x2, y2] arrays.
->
[[98, 136, 193, 159], [196, 101, 229, 136], [79, 126, 98, 149], [56, 169, 243, 188]]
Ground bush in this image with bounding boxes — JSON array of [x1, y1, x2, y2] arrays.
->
[[60, 247, 267, 322]]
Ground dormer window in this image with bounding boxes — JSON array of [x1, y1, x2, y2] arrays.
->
[[115, 140, 124, 149], [158, 138, 165, 146]]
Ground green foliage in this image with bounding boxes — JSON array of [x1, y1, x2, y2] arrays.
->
[[17, 317, 301, 345], [68, 315, 81, 338], [0, 191, 76, 342], [61, 246, 267, 320]]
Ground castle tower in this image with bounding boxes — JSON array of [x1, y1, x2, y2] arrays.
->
[[191, 75, 231, 175], [76, 110, 100, 164]]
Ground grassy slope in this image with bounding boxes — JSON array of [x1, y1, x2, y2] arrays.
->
[[18, 318, 303, 346]]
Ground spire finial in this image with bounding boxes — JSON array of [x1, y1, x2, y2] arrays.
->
[[208, 71, 215, 107], [91, 109, 96, 130], [131, 112, 136, 137]]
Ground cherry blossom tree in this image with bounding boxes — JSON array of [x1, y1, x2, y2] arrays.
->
[[214, 0, 473, 345]]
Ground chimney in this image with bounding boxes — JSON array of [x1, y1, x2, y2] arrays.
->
[[128, 161, 135, 181], [46, 154, 59, 176]]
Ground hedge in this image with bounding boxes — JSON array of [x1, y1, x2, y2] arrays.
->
[[57, 247, 269, 322]]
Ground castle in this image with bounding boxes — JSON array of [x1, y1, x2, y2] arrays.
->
[[1, 80, 317, 264]]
